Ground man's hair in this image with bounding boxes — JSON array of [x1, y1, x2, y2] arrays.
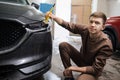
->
[[89, 12, 107, 25]]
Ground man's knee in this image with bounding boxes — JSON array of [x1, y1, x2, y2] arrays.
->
[[77, 74, 97, 80], [59, 42, 69, 49]]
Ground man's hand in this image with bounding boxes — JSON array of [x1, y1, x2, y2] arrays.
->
[[63, 67, 73, 77], [45, 11, 63, 25], [44, 11, 52, 23], [64, 66, 87, 74], [67, 66, 78, 71]]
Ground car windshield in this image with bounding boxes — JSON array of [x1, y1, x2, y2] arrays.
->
[[0, 0, 29, 5]]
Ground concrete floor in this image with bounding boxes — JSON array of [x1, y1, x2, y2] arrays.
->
[[41, 36, 120, 80]]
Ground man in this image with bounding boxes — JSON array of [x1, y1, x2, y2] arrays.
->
[[46, 12, 113, 80]]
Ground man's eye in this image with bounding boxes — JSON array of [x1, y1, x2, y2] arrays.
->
[[95, 21, 100, 25], [90, 21, 93, 23]]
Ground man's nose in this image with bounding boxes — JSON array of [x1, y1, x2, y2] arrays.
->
[[91, 22, 96, 27]]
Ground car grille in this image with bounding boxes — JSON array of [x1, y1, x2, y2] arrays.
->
[[0, 19, 26, 50]]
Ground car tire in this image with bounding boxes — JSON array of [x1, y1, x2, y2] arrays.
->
[[103, 30, 116, 51]]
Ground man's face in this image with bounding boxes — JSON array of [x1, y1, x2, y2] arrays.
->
[[88, 16, 104, 34]]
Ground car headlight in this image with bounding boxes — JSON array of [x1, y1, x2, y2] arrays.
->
[[25, 21, 48, 30]]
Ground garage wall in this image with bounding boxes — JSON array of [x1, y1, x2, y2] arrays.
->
[[108, 0, 120, 17], [92, 0, 120, 17], [92, 0, 108, 17], [96, 0, 108, 16], [54, 0, 71, 42]]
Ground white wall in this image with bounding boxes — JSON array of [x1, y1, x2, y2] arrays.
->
[[97, 0, 108, 16], [92, 0, 108, 16], [54, 0, 71, 42], [92, 0, 120, 17], [91, 0, 98, 13], [108, 0, 120, 17]]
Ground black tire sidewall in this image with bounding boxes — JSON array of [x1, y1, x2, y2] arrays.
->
[[103, 30, 116, 51]]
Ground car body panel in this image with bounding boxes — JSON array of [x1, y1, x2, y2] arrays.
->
[[0, 1, 44, 24]]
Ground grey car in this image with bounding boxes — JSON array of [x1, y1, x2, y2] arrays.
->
[[0, 0, 52, 80]]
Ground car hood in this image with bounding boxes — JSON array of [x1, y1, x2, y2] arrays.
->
[[0, 2, 45, 24]]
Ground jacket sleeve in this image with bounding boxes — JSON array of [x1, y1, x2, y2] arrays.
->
[[60, 20, 88, 34], [85, 45, 113, 76]]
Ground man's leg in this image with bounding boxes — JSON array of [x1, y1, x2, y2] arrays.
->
[[77, 74, 97, 80], [59, 42, 82, 79]]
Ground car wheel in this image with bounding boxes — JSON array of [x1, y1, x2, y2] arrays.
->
[[103, 30, 116, 51]]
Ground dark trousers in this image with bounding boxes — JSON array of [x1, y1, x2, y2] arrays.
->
[[59, 42, 97, 80]]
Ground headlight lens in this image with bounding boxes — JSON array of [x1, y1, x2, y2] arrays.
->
[[25, 21, 48, 30]]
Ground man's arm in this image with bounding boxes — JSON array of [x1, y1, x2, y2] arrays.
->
[[66, 66, 87, 73], [46, 12, 88, 34]]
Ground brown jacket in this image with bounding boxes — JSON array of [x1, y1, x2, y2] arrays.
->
[[61, 20, 113, 77]]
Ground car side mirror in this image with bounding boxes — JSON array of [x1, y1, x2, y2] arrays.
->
[[31, 2, 39, 9]]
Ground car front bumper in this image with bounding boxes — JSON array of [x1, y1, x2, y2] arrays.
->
[[0, 29, 52, 80]]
